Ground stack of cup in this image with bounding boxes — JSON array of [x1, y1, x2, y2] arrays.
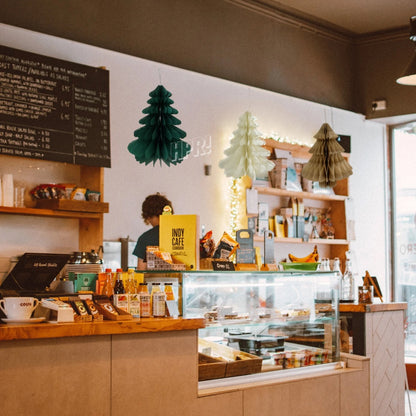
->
[[2, 174, 14, 207]]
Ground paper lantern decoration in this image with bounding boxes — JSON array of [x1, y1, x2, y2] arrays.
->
[[219, 111, 274, 180], [128, 85, 190, 166], [302, 123, 353, 188]]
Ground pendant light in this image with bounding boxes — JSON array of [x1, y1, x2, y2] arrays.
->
[[396, 16, 416, 86]]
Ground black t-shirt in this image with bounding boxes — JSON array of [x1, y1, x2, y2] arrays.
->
[[132, 225, 159, 261]]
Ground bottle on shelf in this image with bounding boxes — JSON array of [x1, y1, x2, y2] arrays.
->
[[164, 283, 175, 301], [113, 268, 125, 294], [320, 258, 330, 271], [138, 282, 151, 318], [113, 268, 128, 312], [126, 268, 136, 294], [332, 257, 342, 299], [164, 282, 175, 317], [151, 282, 166, 318], [341, 259, 355, 303], [102, 268, 114, 298]]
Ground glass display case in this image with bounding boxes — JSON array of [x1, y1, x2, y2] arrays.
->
[[181, 270, 340, 375]]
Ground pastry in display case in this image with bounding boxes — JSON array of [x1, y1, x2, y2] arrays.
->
[[180, 270, 340, 379]]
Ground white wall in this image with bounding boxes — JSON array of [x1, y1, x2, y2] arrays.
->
[[0, 24, 389, 294]]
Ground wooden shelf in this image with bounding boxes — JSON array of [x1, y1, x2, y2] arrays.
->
[[0, 205, 102, 219], [254, 186, 347, 202], [246, 140, 350, 262], [253, 235, 348, 245]]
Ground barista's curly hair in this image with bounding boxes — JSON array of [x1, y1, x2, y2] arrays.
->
[[141, 193, 173, 224]]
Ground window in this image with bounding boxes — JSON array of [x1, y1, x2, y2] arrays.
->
[[391, 121, 416, 356]]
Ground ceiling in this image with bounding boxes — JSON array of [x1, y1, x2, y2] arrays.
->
[[236, 0, 415, 36]]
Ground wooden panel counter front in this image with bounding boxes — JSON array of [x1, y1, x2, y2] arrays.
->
[[339, 302, 407, 416], [0, 315, 371, 416]]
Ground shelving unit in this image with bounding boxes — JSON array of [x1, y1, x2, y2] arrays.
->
[[248, 140, 350, 263], [0, 156, 108, 252]]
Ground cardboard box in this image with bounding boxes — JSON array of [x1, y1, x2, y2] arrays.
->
[[269, 158, 287, 189]]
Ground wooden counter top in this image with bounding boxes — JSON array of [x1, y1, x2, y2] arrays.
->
[[0, 317, 205, 342], [339, 302, 407, 313]]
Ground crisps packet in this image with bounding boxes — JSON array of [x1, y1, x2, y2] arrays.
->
[[200, 230, 215, 259], [213, 231, 239, 260]]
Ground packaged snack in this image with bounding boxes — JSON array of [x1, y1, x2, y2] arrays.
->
[[59, 183, 76, 199], [70, 187, 87, 200], [200, 230, 215, 259], [85, 189, 101, 202], [212, 232, 239, 260]]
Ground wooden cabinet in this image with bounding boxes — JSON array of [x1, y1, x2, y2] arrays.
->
[[0, 156, 108, 251], [247, 140, 350, 263]]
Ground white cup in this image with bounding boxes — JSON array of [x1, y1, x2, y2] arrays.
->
[[0, 297, 39, 319]]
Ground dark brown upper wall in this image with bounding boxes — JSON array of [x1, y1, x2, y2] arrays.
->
[[1, 0, 413, 118], [356, 34, 416, 119]]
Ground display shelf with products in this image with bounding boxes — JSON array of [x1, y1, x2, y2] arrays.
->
[[180, 270, 340, 379], [0, 156, 107, 251], [247, 140, 350, 263]]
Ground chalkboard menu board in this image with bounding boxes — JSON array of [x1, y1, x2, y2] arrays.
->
[[0, 45, 111, 167]]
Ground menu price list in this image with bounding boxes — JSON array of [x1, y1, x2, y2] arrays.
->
[[0, 45, 111, 167]]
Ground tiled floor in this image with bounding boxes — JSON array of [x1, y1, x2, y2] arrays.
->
[[406, 390, 416, 416]]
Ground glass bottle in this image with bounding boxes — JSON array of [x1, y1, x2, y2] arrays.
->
[[113, 268, 125, 294], [164, 283, 175, 301], [126, 268, 136, 294], [113, 268, 128, 311], [341, 259, 355, 303], [320, 258, 330, 271], [332, 257, 342, 299], [151, 283, 166, 317], [138, 283, 151, 318], [102, 268, 113, 298]]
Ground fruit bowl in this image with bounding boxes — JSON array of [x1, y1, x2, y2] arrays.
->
[[279, 262, 320, 271]]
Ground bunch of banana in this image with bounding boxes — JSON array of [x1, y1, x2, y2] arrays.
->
[[288, 245, 319, 263]]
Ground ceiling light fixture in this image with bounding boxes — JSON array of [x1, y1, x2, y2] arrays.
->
[[396, 16, 416, 86]]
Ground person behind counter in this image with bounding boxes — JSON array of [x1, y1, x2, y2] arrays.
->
[[133, 193, 174, 270]]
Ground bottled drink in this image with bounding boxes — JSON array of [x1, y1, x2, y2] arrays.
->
[[341, 259, 355, 302], [102, 268, 114, 298], [126, 268, 136, 294], [126, 268, 140, 317], [138, 283, 151, 318], [164, 283, 175, 301], [151, 283, 166, 317], [113, 268, 128, 312], [113, 269, 125, 294]]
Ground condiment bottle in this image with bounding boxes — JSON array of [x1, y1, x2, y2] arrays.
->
[[138, 283, 151, 318], [151, 283, 166, 317]]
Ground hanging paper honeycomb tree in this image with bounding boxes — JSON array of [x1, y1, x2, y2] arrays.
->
[[302, 123, 353, 187], [219, 111, 274, 180], [128, 85, 190, 166]]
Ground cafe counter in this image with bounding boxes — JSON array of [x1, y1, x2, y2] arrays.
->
[[0, 316, 370, 416]]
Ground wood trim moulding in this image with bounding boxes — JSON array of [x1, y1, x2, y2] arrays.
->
[[226, 0, 353, 44]]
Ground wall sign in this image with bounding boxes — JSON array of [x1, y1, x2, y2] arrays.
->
[[0, 45, 111, 167]]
